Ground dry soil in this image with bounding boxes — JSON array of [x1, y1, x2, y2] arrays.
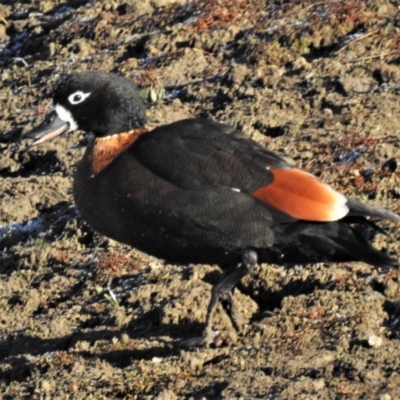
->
[[1, 0, 400, 399]]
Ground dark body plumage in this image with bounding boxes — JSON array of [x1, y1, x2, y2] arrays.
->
[[74, 118, 396, 268], [25, 71, 399, 343]]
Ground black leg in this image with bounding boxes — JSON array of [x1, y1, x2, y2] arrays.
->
[[204, 250, 257, 341], [181, 250, 258, 347], [221, 290, 243, 332]]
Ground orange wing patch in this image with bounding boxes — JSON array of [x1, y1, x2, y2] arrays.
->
[[91, 127, 147, 175], [251, 168, 349, 221]]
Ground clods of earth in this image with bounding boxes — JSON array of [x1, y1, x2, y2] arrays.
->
[[1, 0, 400, 398]]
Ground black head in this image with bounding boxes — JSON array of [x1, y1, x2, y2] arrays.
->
[[24, 71, 147, 145], [54, 71, 147, 136]]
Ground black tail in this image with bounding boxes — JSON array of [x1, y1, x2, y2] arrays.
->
[[347, 199, 400, 222], [272, 219, 397, 268], [333, 235, 396, 268]]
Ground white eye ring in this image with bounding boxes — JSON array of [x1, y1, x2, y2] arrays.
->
[[68, 91, 91, 105]]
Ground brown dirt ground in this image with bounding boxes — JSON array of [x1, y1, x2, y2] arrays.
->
[[1, 0, 400, 398]]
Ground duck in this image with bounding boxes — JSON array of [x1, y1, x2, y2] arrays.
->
[[24, 71, 399, 345]]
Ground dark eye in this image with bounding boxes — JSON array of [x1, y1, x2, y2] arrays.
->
[[68, 91, 91, 105]]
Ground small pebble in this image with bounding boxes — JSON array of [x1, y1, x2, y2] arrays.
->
[[121, 333, 130, 343], [368, 335, 383, 348]]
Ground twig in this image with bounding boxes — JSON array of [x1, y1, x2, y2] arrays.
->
[[284, 1, 326, 18], [351, 51, 400, 62], [13, 57, 29, 67], [337, 28, 381, 53]]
